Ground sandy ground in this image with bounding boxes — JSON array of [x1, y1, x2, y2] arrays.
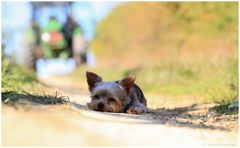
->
[[2, 76, 239, 146]]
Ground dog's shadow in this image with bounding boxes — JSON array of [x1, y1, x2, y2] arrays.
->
[[72, 102, 230, 131]]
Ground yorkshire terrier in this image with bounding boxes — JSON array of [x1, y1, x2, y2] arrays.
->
[[86, 71, 147, 114]]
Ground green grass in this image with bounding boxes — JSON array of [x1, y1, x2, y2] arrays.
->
[[209, 97, 238, 115], [2, 55, 70, 106], [2, 56, 37, 91]]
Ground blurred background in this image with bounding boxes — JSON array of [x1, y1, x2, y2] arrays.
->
[[2, 2, 238, 108], [2, 1, 118, 76]]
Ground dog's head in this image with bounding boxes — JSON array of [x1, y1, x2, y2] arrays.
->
[[86, 71, 135, 113]]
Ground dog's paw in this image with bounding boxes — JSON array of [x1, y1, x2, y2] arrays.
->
[[127, 106, 142, 114]]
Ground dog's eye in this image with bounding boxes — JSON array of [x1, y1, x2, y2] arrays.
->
[[108, 97, 115, 102], [93, 95, 100, 99]]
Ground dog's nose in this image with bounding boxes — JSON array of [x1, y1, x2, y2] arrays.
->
[[98, 102, 104, 109]]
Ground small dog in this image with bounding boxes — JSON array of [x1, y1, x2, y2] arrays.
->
[[86, 71, 147, 114]]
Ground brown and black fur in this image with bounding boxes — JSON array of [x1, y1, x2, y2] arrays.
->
[[86, 71, 147, 114]]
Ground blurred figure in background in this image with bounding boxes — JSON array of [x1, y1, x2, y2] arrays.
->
[[42, 16, 68, 59], [63, 16, 88, 65]]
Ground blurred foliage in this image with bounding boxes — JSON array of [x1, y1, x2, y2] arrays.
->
[[2, 54, 37, 91], [92, 2, 238, 64], [88, 2, 238, 108]]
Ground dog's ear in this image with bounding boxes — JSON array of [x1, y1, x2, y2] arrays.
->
[[119, 76, 136, 95], [86, 71, 102, 91]]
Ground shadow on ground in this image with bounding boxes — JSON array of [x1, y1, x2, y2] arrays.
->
[[72, 102, 237, 132]]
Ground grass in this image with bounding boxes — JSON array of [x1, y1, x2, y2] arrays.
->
[[2, 55, 37, 91], [210, 103, 238, 115], [2, 54, 70, 106], [2, 90, 70, 106]]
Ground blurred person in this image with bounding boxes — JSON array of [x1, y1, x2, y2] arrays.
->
[[72, 24, 88, 65], [62, 16, 88, 65], [62, 16, 76, 56], [41, 16, 69, 59]]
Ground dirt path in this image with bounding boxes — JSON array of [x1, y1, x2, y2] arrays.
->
[[2, 76, 238, 146]]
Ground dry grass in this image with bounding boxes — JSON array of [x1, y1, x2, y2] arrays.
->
[[2, 90, 70, 106]]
